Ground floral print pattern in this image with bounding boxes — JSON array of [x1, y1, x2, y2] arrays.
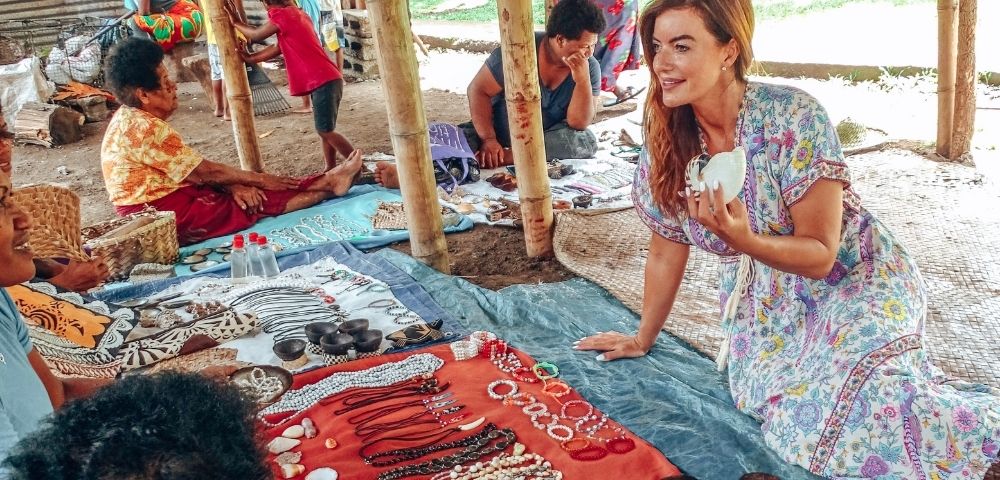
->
[[593, 0, 641, 93], [633, 82, 1000, 478]]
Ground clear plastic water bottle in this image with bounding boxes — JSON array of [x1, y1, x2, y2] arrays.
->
[[229, 234, 248, 282], [247, 232, 264, 278], [257, 235, 281, 278]]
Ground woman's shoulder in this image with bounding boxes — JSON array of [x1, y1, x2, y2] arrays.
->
[[747, 81, 832, 126]]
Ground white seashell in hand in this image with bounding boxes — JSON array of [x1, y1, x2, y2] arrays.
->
[[267, 436, 301, 454], [687, 146, 747, 204], [281, 425, 305, 439], [305, 468, 339, 480]]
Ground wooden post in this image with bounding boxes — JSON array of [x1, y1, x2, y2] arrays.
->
[[367, 0, 451, 273], [936, 0, 959, 158], [951, 0, 977, 160], [497, 0, 553, 258], [545, 0, 557, 22], [203, 0, 264, 172]]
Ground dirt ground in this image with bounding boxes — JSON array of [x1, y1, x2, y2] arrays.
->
[[9, 53, 606, 289]]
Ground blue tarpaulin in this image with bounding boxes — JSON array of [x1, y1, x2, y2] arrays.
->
[[375, 249, 821, 480]]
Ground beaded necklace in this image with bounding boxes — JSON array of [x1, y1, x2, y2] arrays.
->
[[258, 353, 445, 426]]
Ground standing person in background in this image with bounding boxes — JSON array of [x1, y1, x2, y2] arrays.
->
[[318, 0, 346, 70], [229, 0, 359, 171], [295, 0, 323, 114], [595, 0, 644, 107], [199, 0, 245, 120]]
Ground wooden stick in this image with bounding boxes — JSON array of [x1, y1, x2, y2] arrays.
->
[[951, 0, 977, 160], [367, 0, 451, 273], [497, 0, 553, 258], [936, 0, 959, 158], [202, 0, 264, 172]]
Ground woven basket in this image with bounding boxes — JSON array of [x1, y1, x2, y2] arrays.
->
[[11, 184, 90, 262], [82, 209, 179, 281]]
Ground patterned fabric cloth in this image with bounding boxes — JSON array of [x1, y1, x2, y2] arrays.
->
[[633, 81, 1000, 478], [131, 0, 203, 53], [593, 0, 641, 93], [101, 106, 203, 207]]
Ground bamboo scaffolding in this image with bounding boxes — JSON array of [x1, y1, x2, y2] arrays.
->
[[367, 0, 451, 273], [203, 0, 263, 172], [497, 0, 553, 258], [936, 0, 959, 158], [951, 0, 977, 160]]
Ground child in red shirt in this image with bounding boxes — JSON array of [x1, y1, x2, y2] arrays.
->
[[228, 0, 357, 171]]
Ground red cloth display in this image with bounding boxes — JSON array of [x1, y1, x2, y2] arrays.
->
[[116, 175, 322, 246], [261, 343, 681, 479], [267, 6, 342, 97]]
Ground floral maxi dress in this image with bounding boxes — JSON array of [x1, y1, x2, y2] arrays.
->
[[633, 82, 1000, 479]]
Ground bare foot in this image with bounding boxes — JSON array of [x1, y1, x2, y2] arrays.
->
[[323, 149, 363, 196], [374, 161, 400, 189], [293, 107, 313, 114], [214, 110, 224, 118]]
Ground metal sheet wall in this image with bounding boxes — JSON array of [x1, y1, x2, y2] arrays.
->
[[0, 0, 126, 55]]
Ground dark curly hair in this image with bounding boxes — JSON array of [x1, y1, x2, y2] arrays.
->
[[2, 372, 270, 480], [545, 0, 607, 41], [104, 37, 165, 108]]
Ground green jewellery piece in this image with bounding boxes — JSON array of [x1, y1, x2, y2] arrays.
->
[[532, 361, 559, 381]]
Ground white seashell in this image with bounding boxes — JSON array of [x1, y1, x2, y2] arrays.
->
[[458, 416, 486, 431], [301, 417, 318, 438], [282, 425, 305, 439], [304, 467, 339, 480], [687, 146, 747, 204], [280, 464, 305, 479], [267, 436, 301, 454], [274, 451, 302, 466]]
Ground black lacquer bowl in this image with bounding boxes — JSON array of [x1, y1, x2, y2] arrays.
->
[[353, 329, 383, 353], [337, 318, 370, 336], [320, 332, 355, 356], [304, 322, 339, 344], [272, 339, 307, 361]]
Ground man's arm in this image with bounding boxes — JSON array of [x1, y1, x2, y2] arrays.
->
[[467, 64, 503, 141], [28, 349, 110, 408], [563, 52, 596, 129]]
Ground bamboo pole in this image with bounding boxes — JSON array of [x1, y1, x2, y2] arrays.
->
[[951, 0, 977, 160], [367, 0, 451, 273], [936, 0, 959, 158], [203, 0, 263, 172], [497, 0, 553, 258]]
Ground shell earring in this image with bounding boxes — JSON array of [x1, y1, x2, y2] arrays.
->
[[722, 65, 728, 71]]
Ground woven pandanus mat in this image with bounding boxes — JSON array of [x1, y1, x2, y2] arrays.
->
[[553, 149, 1000, 389]]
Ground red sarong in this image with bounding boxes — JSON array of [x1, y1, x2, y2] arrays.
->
[[115, 176, 321, 246]]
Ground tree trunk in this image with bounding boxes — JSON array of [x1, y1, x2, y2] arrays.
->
[[13, 102, 85, 147], [936, 0, 959, 158], [951, 0, 977, 160], [497, 0, 554, 258], [202, 0, 264, 172], [367, 0, 451, 273]]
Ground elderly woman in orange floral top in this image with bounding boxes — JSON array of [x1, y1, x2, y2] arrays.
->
[[100, 37, 361, 246]]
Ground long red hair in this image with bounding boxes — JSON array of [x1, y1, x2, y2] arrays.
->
[[639, 0, 754, 215]]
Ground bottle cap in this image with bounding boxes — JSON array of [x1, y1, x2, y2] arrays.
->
[[257, 235, 268, 246], [248, 232, 259, 242], [233, 236, 244, 248], [234, 234, 243, 242]]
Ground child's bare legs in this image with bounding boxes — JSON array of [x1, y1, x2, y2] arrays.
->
[[212, 79, 230, 120], [318, 130, 354, 170], [295, 95, 312, 114]]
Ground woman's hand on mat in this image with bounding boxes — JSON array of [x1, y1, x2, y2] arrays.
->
[[229, 185, 267, 214], [573, 331, 649, 361], [686, 181, 753, 250], [254, 173, 301, 192], [477, 138, 505, 169], [48, 257, 110, 293]]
